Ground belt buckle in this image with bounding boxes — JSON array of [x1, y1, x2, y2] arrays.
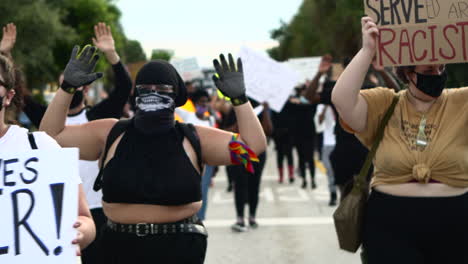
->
[[135, 223, 149, 237]]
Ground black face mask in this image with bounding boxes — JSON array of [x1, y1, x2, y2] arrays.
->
[[69, 90, 84, 109], [134, 92, 176, 135], [411, 71, 448, 98]]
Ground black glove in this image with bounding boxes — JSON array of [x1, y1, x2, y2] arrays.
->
[[212, 53, 248, 106], [61, 45, 103, 94]]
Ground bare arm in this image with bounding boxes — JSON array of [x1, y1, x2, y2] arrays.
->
[[331, 17, 378, 133], [197, 102, 266, 166]]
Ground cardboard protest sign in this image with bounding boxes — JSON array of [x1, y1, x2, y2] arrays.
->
[[365, 0, 468, 66], [239, 46, 300, 112], [0, 148, 79, 264], [170, 57, 204, 81]]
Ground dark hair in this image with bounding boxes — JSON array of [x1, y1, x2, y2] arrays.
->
[[396, 66, 416, 84], [0, 53, 20, 110], [191, 89, 209, 103]]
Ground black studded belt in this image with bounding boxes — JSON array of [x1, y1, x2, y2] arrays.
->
[[106, 215, 208, 237]]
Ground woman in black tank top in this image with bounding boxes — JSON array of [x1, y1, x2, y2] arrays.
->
[[40, 46, 267, 264]]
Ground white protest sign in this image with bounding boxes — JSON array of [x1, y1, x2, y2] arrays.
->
[[170, 57, 204, 81], [239, 46, 300, 112], [0, 148, 79, 263], [284, 57, 322, 83]]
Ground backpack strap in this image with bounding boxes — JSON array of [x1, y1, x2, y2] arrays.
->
[[93, 119, 132, 191], [178, 122, 203, 172], [28, 132, 38, 149]]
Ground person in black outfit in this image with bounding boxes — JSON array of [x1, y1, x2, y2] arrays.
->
[[288, 86, 318, 189], [225, 100, 273, 232], [271, 103, 295, 183], [40, 49, 267, 263]]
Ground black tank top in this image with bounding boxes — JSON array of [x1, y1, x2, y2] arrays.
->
[[101, 122, 202, 205]]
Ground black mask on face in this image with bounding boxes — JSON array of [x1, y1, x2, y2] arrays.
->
[[133, 60, 187, 134], [411, 71, 448, 98], [69, 90, 84, 109], [134, 91, 176, 134]]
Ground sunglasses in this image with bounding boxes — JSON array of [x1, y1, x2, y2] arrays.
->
[[135, 84, 175, 95]]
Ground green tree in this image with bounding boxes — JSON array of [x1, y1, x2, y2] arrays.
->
[[124, 39, 147, 63], [0, 0, 76, 87], [150, 49, 174, 61]]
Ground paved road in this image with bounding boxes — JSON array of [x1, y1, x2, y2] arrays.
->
[[203, 146, 361, 264]]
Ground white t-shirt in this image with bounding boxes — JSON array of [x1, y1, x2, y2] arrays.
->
[[0, 125, 81, 184], [315, 104, 336, 146], [66, 110, 102, 210]]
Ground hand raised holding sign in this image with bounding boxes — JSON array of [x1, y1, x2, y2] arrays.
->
[[361, 17, 379, 56]]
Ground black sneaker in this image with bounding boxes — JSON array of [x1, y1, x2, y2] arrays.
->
[[226, 184, 233, 192], [311, 180, 317, 189], [249, 219, 259, 229], [231, 222, 248, 232], [301, 180, 307, 189]]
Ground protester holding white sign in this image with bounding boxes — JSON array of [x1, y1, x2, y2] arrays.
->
[[0, 53, 95, 263], [331, 15, 468, 263]]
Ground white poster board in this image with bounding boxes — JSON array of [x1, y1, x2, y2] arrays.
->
[[284, 57, 321, 84], [0, 148, 79, 263], [239, 46, 300, 112], [170, 57, 204, 81]]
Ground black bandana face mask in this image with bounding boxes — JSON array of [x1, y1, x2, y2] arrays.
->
[[411, 71, 448, 98], [134, 91, 176, 135]]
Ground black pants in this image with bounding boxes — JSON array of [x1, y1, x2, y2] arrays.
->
[[273, 134, 294, 168], [363, 190, 468, 264], [295, 137, 315, 181], [227, 152, 267, 218], [81, 208, 107, 264], [99, 226, 207, 264]]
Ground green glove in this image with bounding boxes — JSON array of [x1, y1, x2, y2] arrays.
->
[[212, 53, 248, 106], [61, 45, 103, 94]]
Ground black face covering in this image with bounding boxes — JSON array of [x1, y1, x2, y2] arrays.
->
[[134, 92, 176, 134], [133, 60, 187, 134], [411, 71, 448, 98], [69, 90, 84, 109]]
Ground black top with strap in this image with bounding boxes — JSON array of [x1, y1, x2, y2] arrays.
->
[[94, 119, 203, 206]]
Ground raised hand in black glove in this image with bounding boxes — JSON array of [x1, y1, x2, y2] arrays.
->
[[212, 53, 248, 106], [61, 45, 103, 94]]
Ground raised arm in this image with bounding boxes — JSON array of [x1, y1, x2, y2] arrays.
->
[[40, 45, 115, 160], [304, 54, 332, 103], [331, 17, 377, 133], [0, 23, 16, 59], [198, 54, 267, 166], [87, 22, 132, 120]]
